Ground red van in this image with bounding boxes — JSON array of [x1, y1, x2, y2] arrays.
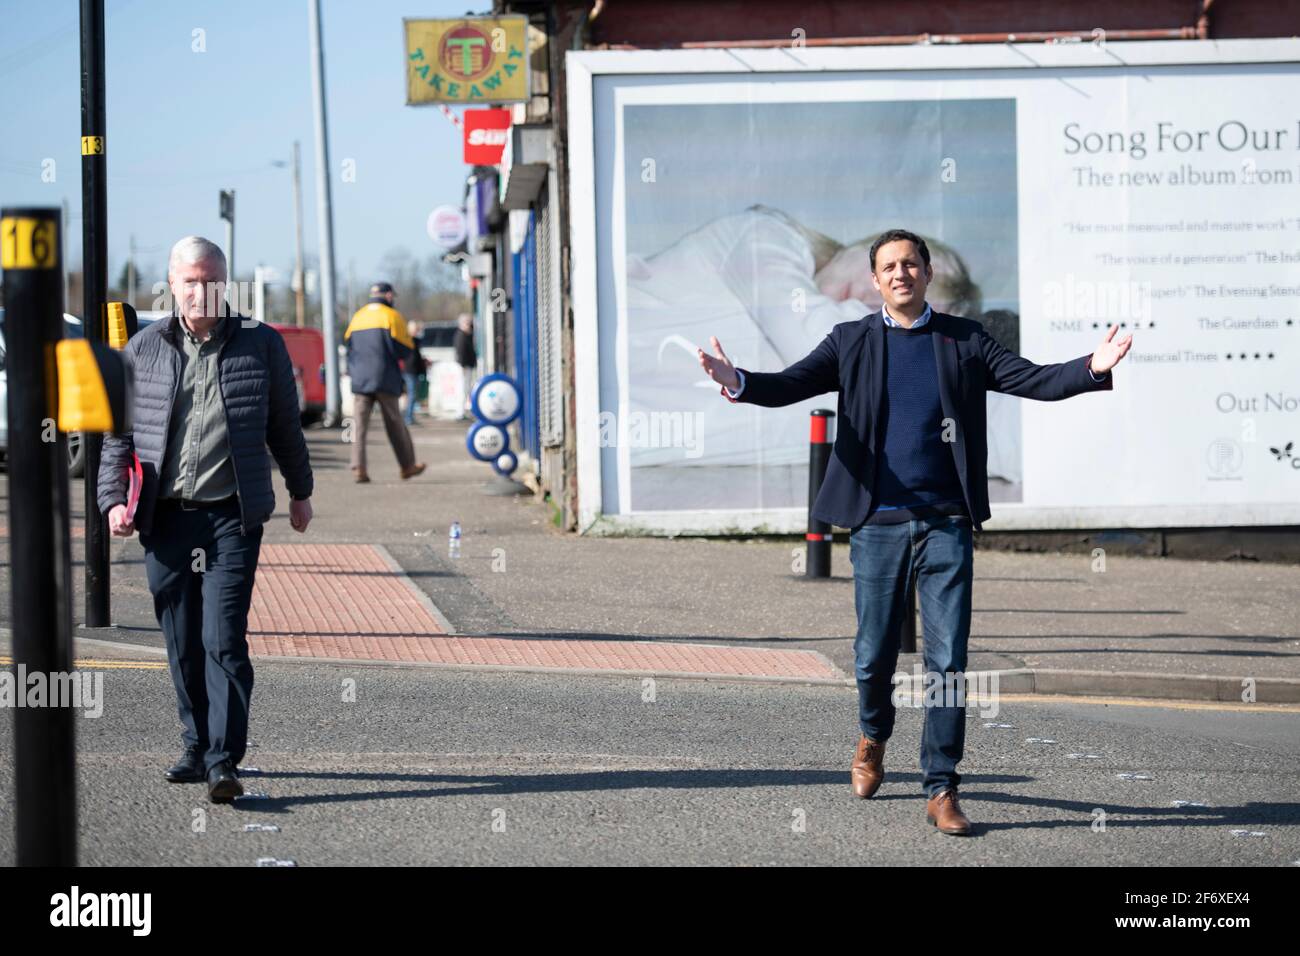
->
[[269, 324, 326, 425]]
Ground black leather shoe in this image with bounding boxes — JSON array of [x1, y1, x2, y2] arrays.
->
[[164, 746, 205, 783], [206, 760, 243, 803]]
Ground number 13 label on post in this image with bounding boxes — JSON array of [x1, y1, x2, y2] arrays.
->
[[0, 217, 58, 270]]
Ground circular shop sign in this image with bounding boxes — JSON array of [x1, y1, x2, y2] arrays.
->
[[471, 373, 521, 426], [466, 422, 509, 462], [493, 450, 518, 476], [427, 205, 467, 249]]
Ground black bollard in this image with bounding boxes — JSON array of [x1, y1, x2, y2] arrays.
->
[[806, 409, 835, 578]]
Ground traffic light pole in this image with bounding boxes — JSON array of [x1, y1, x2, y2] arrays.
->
[[81, 0, 110, 628], [2, 207, 78, 866]]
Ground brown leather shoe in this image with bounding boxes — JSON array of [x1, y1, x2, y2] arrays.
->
[[400, 462, 427, 480], [850, 735, 886, 799], [354, 469, 370, 483], [926, 788, 972, 835]]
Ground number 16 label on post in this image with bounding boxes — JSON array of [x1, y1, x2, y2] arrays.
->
[[1, 217, 58, 270]]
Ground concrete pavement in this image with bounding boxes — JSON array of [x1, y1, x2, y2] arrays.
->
[[9, 415, 1293, 702]]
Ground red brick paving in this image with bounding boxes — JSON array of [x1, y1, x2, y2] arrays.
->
[[246, 543, 840, 681]]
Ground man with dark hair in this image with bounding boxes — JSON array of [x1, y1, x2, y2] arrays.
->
[[868, 228, 931, 273], [698, 229, 1131, 835], [344, 282, 426, 482]]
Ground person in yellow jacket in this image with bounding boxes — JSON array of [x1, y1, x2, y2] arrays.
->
[[343, 282, 426, 483]]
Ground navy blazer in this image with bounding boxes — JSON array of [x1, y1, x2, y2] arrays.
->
[[726, 310, 1112, 531]]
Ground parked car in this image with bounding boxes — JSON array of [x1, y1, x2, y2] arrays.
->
[[268, 323, 326, 426], [418, 321, 458, 367]]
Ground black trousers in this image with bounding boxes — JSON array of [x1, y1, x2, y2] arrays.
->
[[141, 497, 263, 773]]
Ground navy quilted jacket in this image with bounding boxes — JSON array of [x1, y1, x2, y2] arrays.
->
[[98, 313, 314, 535]]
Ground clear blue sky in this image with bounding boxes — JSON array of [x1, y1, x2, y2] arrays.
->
[[0, 0, 492, 296]]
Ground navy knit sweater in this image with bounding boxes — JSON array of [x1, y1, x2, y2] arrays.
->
[[867, 325, 969, 525]]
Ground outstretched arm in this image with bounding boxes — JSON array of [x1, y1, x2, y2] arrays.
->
[[698, 331, 839, 407], [982, 324, 1131, 400]]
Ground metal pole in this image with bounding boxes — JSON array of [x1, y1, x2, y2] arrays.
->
[[293, 140, 305, 328], [61, 197, 71, 308], [254, 266, 267, 323], [805, 410, 834, 578], [308, 0, 341, 425], [225, 190, 235, 296], [347, 258, 355, 320], [127, 233, 136, 307], [80, 0, 110, 628], [2, 206, 78, 865]]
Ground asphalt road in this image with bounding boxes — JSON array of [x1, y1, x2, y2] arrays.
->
[[1, 645, 1296, 866]]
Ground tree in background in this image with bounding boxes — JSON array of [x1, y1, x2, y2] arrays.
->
[[373, 247, 469, 326]]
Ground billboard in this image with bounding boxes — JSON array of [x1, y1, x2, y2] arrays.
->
[[568, 40, 1300, 534]]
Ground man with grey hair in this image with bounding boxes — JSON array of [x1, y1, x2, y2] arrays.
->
[[99, 235, 314, 803]]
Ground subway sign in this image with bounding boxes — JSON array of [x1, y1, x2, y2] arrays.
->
[[404, 16, 531, 106]]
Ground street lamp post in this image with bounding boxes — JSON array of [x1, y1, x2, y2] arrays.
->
[[273, 142, 307, 328]]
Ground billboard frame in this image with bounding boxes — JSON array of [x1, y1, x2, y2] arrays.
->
[[566, 39, 1300, 535]]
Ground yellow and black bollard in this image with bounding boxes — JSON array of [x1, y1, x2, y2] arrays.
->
[[2, 207, 78, 866], [3, 207, 133, 866]]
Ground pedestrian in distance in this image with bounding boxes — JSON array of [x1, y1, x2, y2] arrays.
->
[[453, 311, 477, 421], [698, 228, 1132, 835], [343, 282, 427, 482], [402, 319, 427, 426], [100, 235, 315, 804]]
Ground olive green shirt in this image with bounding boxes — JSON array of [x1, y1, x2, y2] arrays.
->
[[158, 314, 239, 502]]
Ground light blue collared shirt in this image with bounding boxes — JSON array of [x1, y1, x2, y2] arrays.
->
[[881, 302, 932, 329]]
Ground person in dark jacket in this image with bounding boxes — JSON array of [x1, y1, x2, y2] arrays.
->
[[99, 235, 314, 804], [698, 229, 1132, 836], [343, 282, 426, 481], [453, 312, 477, 420]]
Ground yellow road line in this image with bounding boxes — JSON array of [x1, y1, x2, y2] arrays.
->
[[0, 657, 166, 670], [922, 692, 1300, 713], [999, 692, 1300, 713]]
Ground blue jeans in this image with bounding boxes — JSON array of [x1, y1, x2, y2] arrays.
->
[[403, 372, 419, 424], [849, 513, 973, 797]]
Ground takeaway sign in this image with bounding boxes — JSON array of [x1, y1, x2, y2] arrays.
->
[[405, 16, 531, 106]]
